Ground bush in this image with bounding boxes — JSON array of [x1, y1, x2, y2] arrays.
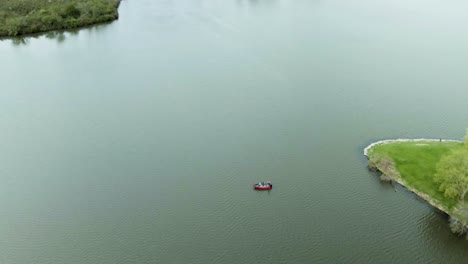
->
[[40, 13, 62, 28], [65, 18, 80, 28], [449, 217, 467, 236], [64, 4, 81, 19], [4, 18, 21, 36]]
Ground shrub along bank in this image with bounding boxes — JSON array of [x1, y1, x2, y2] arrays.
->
[[0, 0, 120, 36]]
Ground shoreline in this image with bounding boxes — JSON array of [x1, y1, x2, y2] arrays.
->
[[364, 138, 467, 235], [0, 19, 117, 39], [0, 0, 121, 37]]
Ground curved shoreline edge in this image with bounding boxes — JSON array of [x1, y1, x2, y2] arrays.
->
[[364, 138, 462, 157], [364, 138, 467, 235]]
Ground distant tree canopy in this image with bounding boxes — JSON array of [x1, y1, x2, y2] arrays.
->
[[0, 0, 120, 36], [434, 133, 468, 203]]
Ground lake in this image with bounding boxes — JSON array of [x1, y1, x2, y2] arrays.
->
[[0, 0, 467, 263]]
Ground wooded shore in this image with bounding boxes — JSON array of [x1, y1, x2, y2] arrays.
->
[[0, 0, 121, 36]]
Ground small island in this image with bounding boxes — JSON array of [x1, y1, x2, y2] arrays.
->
[[365, 137, 468, 237], [0, 0, 121, 37]]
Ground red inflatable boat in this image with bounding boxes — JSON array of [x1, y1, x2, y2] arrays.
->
[[254, 182, 272, 190]]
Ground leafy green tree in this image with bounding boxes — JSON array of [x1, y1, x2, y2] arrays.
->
[[63, 4, 81, 19], [434, 147, 468, 203]]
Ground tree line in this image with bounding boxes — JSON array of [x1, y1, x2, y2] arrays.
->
[[0, 0, 120, 36], [435, 134, 468, 204]]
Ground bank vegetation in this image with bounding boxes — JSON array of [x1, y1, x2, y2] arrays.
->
[[366, 137, 468, 237], [0, 0, 120, 36]]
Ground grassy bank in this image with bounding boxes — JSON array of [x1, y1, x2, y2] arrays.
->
[[0, 0, 120, 36], [367, 141, 464, 210]]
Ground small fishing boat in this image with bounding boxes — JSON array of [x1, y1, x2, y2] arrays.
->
[[254, 181, 272, 190]]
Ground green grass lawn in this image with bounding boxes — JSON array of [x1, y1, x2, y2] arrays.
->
[[368, 141, 463, 210], [0, 0, 120, 36]]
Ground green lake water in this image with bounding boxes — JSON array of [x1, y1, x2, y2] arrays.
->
[[0, 0, 467, 262]]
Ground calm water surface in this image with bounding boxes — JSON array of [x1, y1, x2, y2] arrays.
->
[[1, 0, 468, 263]]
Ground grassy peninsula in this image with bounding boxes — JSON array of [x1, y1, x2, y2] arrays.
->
[[0, 0, 120, 36], [366, 139, 468, 236]]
